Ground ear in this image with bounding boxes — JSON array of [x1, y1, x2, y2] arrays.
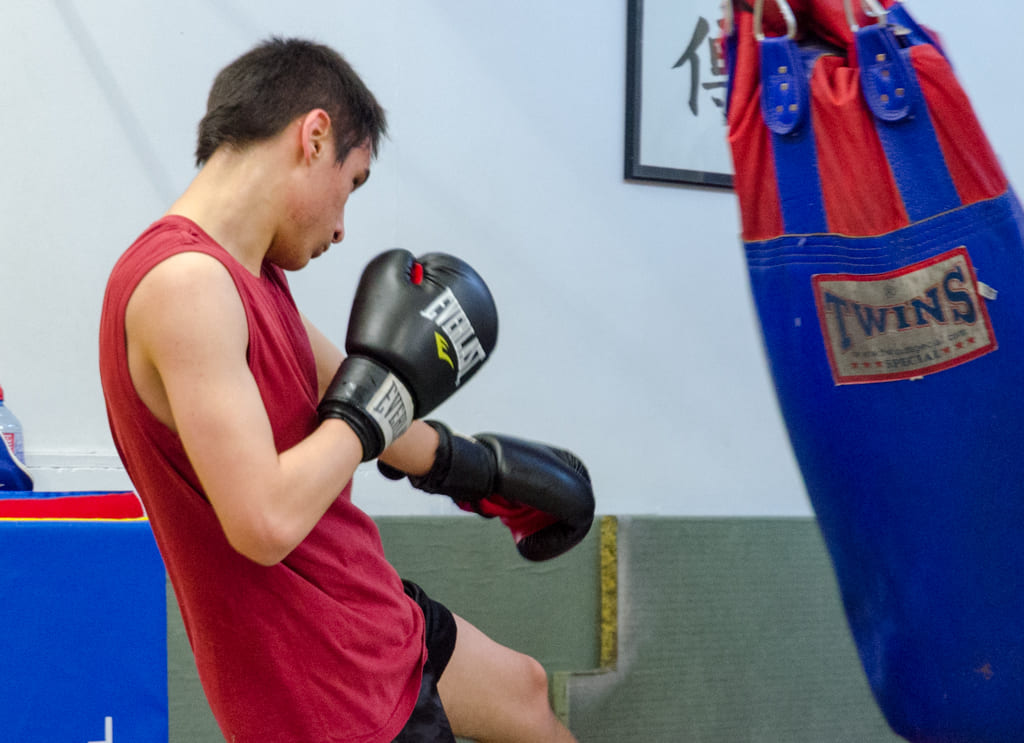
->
[[298, 109, 332, 164]]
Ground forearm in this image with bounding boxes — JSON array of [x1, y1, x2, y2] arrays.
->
[[377, 419, 440, 478], [208, 417, 363, 565]]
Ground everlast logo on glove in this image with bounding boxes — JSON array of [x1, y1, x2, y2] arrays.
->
[[368, 374, 413, 441], [420, 288, 487, 386]]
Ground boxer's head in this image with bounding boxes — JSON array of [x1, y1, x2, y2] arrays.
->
[[194, 37, 387, 168]]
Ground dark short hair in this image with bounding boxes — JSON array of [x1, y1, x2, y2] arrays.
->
[[195, 37, 387, 167]]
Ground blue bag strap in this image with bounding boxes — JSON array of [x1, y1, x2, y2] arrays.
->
[[857, 20, 961, 220], [760, 36, 828, 234], [888, 3, 948, 61]]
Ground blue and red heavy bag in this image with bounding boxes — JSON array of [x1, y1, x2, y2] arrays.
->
[[725, 1, 1024, 740]]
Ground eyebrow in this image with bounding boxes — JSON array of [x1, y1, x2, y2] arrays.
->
[[354, 168, 371, 190]]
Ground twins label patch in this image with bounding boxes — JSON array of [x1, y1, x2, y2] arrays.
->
[[812, 247, 997, 384]]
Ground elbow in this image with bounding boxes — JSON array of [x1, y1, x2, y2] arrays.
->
[[222, 518, 299, 567], [240, 543, 290, 568]]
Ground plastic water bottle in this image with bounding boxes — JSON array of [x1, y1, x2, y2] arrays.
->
[[0, 383, 26, 464]]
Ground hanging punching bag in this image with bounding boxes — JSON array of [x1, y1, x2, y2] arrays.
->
[[725, 2, 1024, 741]]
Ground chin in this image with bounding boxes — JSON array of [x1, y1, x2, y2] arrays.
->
[[272, 255, 311, 272]]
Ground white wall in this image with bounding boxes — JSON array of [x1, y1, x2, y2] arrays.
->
[[2, 1, 1021, 516]]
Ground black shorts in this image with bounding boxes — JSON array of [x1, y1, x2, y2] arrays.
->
[[391, 580, 458, 743]]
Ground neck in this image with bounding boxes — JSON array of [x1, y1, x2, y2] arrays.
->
[[166, 147, 286, 276]]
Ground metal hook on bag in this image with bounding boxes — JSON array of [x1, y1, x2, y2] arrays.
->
[[753, 0, 797, 41], [863, 0, 889, 17], [844, 0, 888, 31]]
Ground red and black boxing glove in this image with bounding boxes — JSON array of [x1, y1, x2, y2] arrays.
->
[[379, 420, 595, 561], [318, 250, 498, 461]]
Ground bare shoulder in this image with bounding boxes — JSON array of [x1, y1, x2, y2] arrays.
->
[[130, 251, 236, 306], [125, 251, 249, 429], [127, 252, 244, 335]]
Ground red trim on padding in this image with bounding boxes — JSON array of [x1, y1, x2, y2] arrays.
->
[[0, 491, 144, 519]]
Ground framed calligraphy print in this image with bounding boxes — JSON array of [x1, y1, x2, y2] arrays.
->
[[625, 0, 734, 187]]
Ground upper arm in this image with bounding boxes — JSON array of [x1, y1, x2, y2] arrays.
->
[[126, 254, 298, 557], [127, 251, 277, 483], [300, 312, 345, 400]]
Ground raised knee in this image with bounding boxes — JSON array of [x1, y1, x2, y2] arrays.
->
[[520, 654, 552, 706]]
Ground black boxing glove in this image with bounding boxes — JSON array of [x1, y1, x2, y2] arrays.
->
[[380, 421, 595, 561], [318, 250, 498, 460]]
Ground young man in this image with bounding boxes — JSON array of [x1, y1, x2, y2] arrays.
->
[[99, 37, 592, 742]]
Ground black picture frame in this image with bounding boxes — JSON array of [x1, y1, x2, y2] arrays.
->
[[625, 0, 734, 188]]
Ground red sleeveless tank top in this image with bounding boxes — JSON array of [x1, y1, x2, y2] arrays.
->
[[99, 216, 424, 742]]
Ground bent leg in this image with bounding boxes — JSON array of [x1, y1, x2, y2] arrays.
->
[[437, 613, 576, 743]]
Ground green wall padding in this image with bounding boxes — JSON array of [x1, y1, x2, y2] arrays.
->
[[378, 515, 602, 674], [563, 517, 902, 742]]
